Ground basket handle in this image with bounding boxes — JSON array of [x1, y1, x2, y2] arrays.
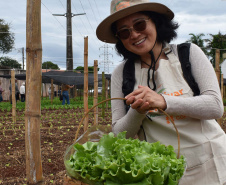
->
[[74, 97, 180, 158]]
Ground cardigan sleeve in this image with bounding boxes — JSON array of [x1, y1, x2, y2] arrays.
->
[[111, 62, 146, 139], [163, 43, 224, 119]]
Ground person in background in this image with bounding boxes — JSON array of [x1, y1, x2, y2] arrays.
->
[[48, 86, 51, 99], [58, 87, 62, 97], [9, 79, 20, 103], [62, 84, 74, 105], [96, 0, 226, 184], [48, 86, 55, 99], [20, 82, 25, 102], [0, 81, 5, 102]]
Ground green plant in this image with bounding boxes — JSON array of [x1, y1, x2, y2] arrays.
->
[[65, 132, 185, 185]]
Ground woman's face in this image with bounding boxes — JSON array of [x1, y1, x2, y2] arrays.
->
[[116, 12, 157, 57]]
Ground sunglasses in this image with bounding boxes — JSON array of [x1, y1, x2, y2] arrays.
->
[[116, 18, 150, 40]]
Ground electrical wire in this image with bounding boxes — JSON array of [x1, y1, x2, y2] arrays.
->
[[86, 0, 99, 25], [77, 0, 102, 47], [58, 0, 66, 11], [41, 1, 66, 31], [71, 1, 101, 48], [93, 0, 102, 22]]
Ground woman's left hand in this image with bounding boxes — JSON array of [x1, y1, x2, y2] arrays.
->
[[125, 85, 167, 114]]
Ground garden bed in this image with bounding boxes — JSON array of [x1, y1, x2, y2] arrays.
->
[[0, 107, 225, 184], [0, 106, 112, 184]]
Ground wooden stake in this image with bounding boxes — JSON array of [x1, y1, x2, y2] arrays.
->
[[221, 74, 224, 99], [215, 49, 222, 127], [93, 60, 98, 125], [41, 83, 43, 100], [105, 79, 108, 109], [83, 36, 89, 131], [215, 49, 220, 83], [11, 70, 16, 123], [25, 0, 43, 183], [51, 79, 54, 104], [74, 85, 77, 99], [224, 85, 226, 99], [101, 72, 105, 117], [220, 74, 224, 128], [109, 79, 111, 96], [45, 83, 47, 99]]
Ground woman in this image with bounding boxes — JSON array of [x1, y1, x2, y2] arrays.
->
[[61, 84, 74, 105], [96, 0, 226, 184]]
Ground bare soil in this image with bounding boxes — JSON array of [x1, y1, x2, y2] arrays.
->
[[0, 108, 225, 185], [0, 108, 112, 185]]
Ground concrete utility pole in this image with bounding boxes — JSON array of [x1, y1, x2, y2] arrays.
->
[[99, 44, 113, 74], [22, 47, 25, 70], [53, 0, 85, 71]]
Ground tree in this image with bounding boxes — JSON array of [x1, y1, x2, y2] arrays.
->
[[74, 66, 99, 73], [42, 61, 60, 70], [0, 19, 15, 53], [0, 56, 22, 69], [186, 33, 208, 56], [205, 32, 226, 66]]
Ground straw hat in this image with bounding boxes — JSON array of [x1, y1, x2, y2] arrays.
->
[[96, 0, 174, 44]]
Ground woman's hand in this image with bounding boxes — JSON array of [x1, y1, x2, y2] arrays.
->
[[125, 85, 167, 114]]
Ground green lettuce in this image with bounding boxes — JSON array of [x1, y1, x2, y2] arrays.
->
[[65, 132, 185, 185]]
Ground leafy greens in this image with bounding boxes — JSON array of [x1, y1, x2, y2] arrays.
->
[[65, 132, 185, 185]]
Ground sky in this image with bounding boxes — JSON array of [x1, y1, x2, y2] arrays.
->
[[1, 0, 226, 74]]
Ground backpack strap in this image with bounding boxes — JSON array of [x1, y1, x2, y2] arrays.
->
[[177, 43, 200, 96], [122, 59, 135, 112]]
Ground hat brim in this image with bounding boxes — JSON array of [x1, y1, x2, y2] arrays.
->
[[96, 2, 174, 44]]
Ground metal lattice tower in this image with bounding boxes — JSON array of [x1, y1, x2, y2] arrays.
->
[[99, 44, 113, 73]]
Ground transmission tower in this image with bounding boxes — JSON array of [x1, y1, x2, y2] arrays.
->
[[99, 44, 113, 74]]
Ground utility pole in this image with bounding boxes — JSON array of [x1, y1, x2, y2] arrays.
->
[[53, 0, 85, 71], [22, 47, 25, 70], [99, 43, 113, 74]]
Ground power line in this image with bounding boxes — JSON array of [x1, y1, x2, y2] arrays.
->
[[71, 1, 101, 48], [71, 2, 90, 34], [41, 2, 66, 31], [58, 0, 66, 11], [93, 0, 102, 22], [86, 0, 99, 25], [42, 1, 84, 51], [77, 0, 102, 47]]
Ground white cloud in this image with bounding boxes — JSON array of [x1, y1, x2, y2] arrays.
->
[[1, 0, 226, 74]]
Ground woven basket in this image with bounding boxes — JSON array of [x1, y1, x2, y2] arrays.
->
[[63, 98, 181, 185]]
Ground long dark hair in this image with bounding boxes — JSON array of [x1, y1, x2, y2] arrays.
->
[[111, 11, 179, 61], [111, 11, 179, 101]]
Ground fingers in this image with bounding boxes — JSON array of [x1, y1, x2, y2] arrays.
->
[[130, 99, 150, 114], [125, 86, 151, 104], [125, 96, 136, 105], [125, 85, 166, 113], [125, 86, 144, 99], [130, 99, 143, 109]]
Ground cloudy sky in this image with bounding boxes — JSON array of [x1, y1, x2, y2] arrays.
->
[[1, 0, 226, 74]]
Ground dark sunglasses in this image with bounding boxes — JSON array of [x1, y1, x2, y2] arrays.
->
[[116, 18, 150, 40]]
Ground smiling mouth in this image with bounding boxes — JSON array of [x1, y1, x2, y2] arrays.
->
[[134, 38, 146, 45]]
